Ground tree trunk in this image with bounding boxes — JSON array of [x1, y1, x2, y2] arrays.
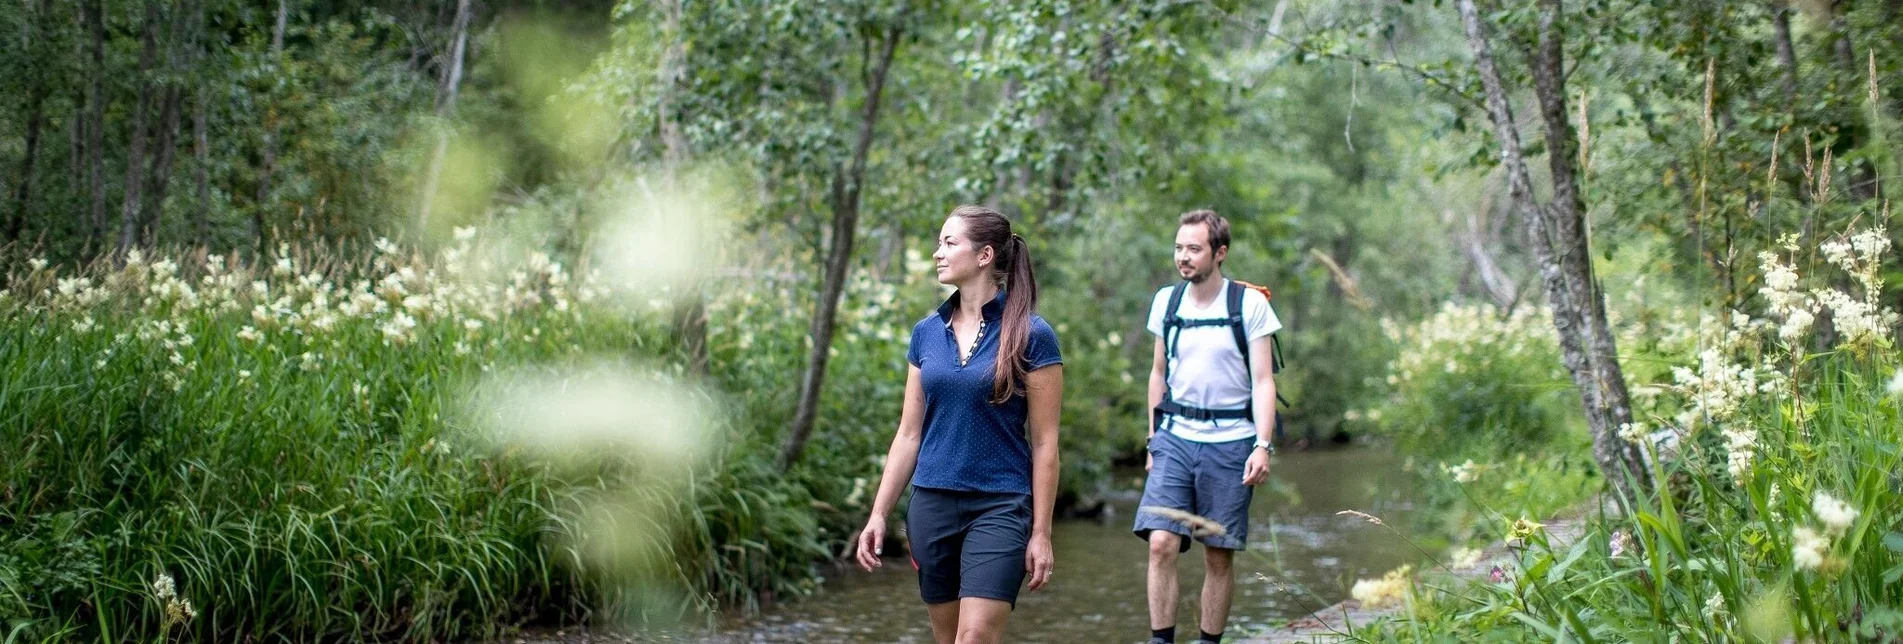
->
[[417, 0, 472, 228], [1771, 2, 1798, 104], [254, 0, 289, 250], [194, 84, 210, 243], [86, 0, 107, 251], [10, 61, 46, 243], [190, 0, 210, 243], [9, 0, 49, 243], [117, 0, 163, 256], [780, 22, 905, 470], [139, 86, 186, 246], [653, 0, 709, 378], [1456, 0, 1648, 503], [1458, 190, 1519, 309]]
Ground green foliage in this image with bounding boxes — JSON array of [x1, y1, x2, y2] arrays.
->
[[1364, 301, 1575, 459], [0, 240, 827, 641], [1360, 354, 1903, 642]]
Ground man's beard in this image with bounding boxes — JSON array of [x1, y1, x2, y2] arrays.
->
[[1182, 264, 1214, 284]]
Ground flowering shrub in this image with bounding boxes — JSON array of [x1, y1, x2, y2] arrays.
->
[[1350, 226, 1903, 641], [1364, 301, 1573, 458], [0, 235, 826, 641]]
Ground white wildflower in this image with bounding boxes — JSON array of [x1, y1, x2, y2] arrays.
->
[[237, 326, 263, 343], [1443, 460, 1479, 484], [27, 258, 48, 272], [1777, 308, 1814, 343], [1448, 547, 1483, 569], [453, 226, 477, 242], [380, 312, 418, 344], [152, 572, 176, 601], [1617, 422, 1647, 445], [165, 598, 197, 626], [1705, 592, 1727, 619], [1350, 565, 1412, 608], [1792, 526, 1828, 570], [1812, 491, 1858, 534], [1723, 425, 1757, 483], [1889, 370, 1903, 398], [72, 316, 96, 334]]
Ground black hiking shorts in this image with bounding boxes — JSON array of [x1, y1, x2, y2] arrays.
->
[[905, 486, 1032, 607]]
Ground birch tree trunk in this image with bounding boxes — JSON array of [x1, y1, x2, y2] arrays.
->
[[1456, 0, 1649, 503], [417, 0, 473, 228]]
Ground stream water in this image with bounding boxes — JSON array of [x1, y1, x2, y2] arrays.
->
[[707, 448, 1426, 643]]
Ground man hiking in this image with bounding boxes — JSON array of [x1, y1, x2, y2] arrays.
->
[[1134, 209, 1281, 644]]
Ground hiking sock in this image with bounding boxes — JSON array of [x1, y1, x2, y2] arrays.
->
[[1150, 626, 1176, 643], [1199, 630, 1223, 644]]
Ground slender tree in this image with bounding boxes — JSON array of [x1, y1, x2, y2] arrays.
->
[[8, 0, 49, 242], [416, 0, 473, 228], [1455, 0, 1649, 502], [780, 17, 906, 469], [117, 0, 164, 255]]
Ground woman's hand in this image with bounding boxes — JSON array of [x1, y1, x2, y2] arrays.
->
[[1025, 532, 1054, 590], [856, 515, 888, 571]]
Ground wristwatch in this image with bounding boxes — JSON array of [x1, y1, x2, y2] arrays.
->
[[1253, 439, 1274, 454]]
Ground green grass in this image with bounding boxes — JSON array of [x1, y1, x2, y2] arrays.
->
[[0, 243, 828, 642], [1345, 229, 1903, 641]]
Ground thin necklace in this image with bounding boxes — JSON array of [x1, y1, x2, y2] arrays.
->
[[958, 318, 987, 367]]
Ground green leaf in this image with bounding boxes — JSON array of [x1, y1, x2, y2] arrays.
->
[[1882, 531, 1903, 553], [1547, 538, 1590, 584]]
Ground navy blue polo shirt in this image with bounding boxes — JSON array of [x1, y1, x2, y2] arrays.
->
[[906, 290, 1063, 494]]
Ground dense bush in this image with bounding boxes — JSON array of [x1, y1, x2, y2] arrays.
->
[[0, 238, 826, 641], [1347, 226, 1903, 642]]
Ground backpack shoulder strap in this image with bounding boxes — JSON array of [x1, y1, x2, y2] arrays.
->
[[1162, 282, 1189, 359], [1164, 281, 1189, 322], [1225, 280, 1250, 377]]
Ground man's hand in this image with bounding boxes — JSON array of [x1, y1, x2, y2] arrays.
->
[[1025, 532, 1054, 590], [1242, 448, 1271, 486], [855, 515, 887, 571]]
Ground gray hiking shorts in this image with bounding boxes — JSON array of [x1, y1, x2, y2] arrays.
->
[[1133, 430, 1255, 551]]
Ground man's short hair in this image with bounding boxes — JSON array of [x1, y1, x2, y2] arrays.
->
[[1179, 209, 1230, 253]]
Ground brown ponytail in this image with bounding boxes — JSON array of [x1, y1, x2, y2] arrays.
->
[[947, 205, 1040, 404]]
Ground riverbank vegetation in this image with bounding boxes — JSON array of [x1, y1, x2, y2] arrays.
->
[[2, 0, 1899, 640]]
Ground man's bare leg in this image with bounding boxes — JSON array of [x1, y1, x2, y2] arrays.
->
[[1199, 547, 1236, 638], [1148, 531, 1183, 633]]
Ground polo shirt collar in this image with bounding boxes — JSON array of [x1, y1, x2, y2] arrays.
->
[[935, 289, 1007, 326]]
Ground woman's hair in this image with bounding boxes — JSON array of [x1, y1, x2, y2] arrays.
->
[[949, 204, 1039, 404]]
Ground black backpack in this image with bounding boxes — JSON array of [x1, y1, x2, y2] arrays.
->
[[1153, 279, 1288, 431]]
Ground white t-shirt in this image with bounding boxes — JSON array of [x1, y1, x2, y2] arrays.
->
[[1147, 280, 1282, 443]]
